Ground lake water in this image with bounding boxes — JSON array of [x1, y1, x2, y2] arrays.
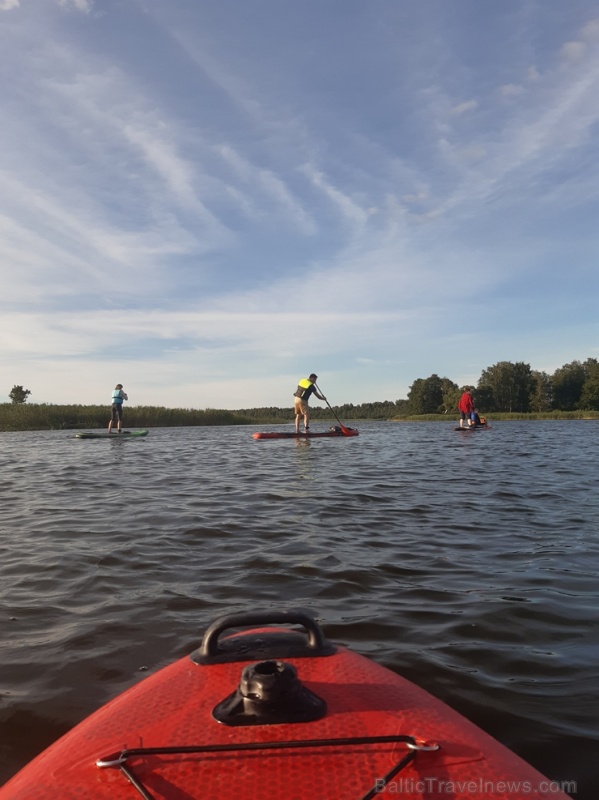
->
[[0, 421, 597, 796]]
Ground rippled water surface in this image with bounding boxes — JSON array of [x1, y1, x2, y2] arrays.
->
[[1, 421, 597, 796]]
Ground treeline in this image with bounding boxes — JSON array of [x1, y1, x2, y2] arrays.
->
[[3, 357, 598, 432], [234, 400, 403, 424], [405, 358, 599, 415], [0, 399, 408, 433], [0, 404, 254, 433], [0, 401, 404, 432]]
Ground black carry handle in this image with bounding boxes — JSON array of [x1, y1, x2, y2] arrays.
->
[[193, 610, 335, 664]]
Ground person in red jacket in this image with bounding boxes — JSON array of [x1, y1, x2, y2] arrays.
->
[[458, 387, 475, 428]]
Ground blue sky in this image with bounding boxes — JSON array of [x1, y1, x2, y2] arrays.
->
[[1, 0, 598, 410]]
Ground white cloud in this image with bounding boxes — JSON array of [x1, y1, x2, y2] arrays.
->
[[1, 2, 599, 408], [301, 164, 371, 228], [580, 18, 599, 42], [560, 41, 586, 62], [58, 0, 92, 12], [0, 167, 207, 303], [500, 83, 525, 97], [459, 145, 487, 162], [121, 123, 223, 229], [451, 100, 478, 115], [217, 145, 317, 234]]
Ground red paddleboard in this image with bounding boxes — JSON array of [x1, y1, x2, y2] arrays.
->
[[0, 611, 572, 800], [253, 427, 359, 439]]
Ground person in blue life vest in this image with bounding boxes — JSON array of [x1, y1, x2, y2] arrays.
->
[[108, 383, 128, 433], [293, 373, 326, 433]]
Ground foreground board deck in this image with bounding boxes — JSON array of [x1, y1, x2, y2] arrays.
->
[[0, 610, 572, 800]]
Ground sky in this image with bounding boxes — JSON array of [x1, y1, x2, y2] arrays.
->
[[1, 0, 598, 410]]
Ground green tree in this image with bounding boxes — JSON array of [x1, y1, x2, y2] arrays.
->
[[9, 385, 31, 404], [478, 361, 533, 412], [551, 361, 586, 410], [530, 371, 553, 412], [407, 377, 432, 414], [579, 359, 599, 410], [439, 378, 460, 414], [471, 384, 494, 412], [394, 398, 409, 415], [407, 374, 455, 414]]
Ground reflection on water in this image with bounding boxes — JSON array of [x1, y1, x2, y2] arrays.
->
[[0, 421, 597, 797], [291, 439, 317, 492]]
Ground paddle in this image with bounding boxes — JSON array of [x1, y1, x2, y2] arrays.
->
[[314, 384, 353, 435]]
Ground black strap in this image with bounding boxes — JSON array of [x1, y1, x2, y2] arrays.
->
[[97, 734, 421, 800]]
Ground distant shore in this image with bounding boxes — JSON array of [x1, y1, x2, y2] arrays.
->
[[390, 412, 599, 422], [1, 403, 597, 432]]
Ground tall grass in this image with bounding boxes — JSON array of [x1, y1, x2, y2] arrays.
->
[[393, 411, 599, 422], [0, 404, 254, 432], [2, 403, 598, 433]]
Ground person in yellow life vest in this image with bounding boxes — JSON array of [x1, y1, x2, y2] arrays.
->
[[293, 373, 326, 434]]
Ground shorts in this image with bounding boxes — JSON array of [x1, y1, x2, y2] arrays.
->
[[294, 397, 309, 414], [111, 403, 123, 422]]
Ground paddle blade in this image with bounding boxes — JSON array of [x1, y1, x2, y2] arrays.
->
[[340, 425, 359, 436]]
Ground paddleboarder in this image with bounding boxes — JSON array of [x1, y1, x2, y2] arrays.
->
[[108, 383, 128, 434], [293, 373, 326, 433], [458, 386, 475, 428]]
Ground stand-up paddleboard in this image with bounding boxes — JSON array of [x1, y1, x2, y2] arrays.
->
[[455, 416, 489, 431], [74, 429, 149, 439], [0, 610, 572, 800], [253, 426, 359, 439], [454, 425, 490, 432]]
